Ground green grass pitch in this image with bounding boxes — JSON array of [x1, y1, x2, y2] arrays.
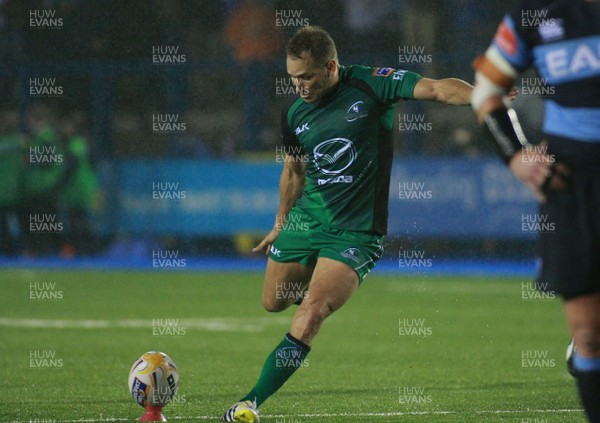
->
[[0, 268, 584, 422]]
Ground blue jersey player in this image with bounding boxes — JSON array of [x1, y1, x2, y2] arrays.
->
[[472, 0, 600, 421]]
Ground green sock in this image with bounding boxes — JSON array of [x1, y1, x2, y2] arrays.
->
[[241, 332, 310, 407]]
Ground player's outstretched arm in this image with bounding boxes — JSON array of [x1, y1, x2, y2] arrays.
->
[[412, 78, 473, 105], [253, 157, 306, 255], [472, 55, 569, 203]]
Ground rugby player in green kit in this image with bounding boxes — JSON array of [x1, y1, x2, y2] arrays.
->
[[222, 25, 476, 422]]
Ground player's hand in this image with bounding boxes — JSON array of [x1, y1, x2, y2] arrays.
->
[[252, 227, 280, 256], [508, 141, 570, 203]]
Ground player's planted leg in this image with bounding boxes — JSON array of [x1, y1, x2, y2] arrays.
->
[[288, 258, 358, 344], [221, 400, 260, 423], [237, 332, 310, 407], [222, 258, 358, 418]]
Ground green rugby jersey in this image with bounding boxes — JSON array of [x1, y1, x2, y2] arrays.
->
[[281, 65, 422, 235]]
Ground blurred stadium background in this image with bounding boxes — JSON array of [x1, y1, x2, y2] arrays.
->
[[0, 0, 544, 271]]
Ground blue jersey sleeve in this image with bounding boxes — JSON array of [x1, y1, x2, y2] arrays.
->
[[491, 14, 534, 72]]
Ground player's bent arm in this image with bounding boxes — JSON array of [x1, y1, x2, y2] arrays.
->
[[275, 157, 306, 229], [252, 157, 305, 254], [412, 78, 473, 105]]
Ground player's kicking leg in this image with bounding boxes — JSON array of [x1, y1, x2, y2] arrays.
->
[[261, 258, 313, 312], [221, 257, 358, 422]]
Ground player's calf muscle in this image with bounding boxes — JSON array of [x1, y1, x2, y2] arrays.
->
[[290, 306, 327, 344]]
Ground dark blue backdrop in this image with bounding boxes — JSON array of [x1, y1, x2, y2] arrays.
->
[[106, 158, 537, 238]]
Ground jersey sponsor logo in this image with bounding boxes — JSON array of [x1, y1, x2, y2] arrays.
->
[[346, 101, 369, 122], [312, 138, 357, 176], [373, 67, 395, 77], [340, 247, 361, 264], [539, 37, 600, 83], [295, 122, 310, 135], [494, 18, 517, 56], [317, 175, 353, 185]]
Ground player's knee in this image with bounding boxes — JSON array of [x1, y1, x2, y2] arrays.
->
[[262, 294, 288, 313]]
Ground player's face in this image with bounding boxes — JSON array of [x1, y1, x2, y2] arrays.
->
[[287, 52, 337, 103]]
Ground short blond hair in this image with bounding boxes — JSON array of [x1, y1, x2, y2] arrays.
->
[[286, 25, 338, 66]]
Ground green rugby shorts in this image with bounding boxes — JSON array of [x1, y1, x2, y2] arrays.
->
[[269, 207, 384, 283]]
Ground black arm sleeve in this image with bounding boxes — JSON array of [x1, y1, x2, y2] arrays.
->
[[483, 108, 529, 164]]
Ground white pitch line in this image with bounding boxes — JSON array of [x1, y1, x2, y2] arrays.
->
[[6, 408, 584, 423], [0, 317, 289, 333]]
